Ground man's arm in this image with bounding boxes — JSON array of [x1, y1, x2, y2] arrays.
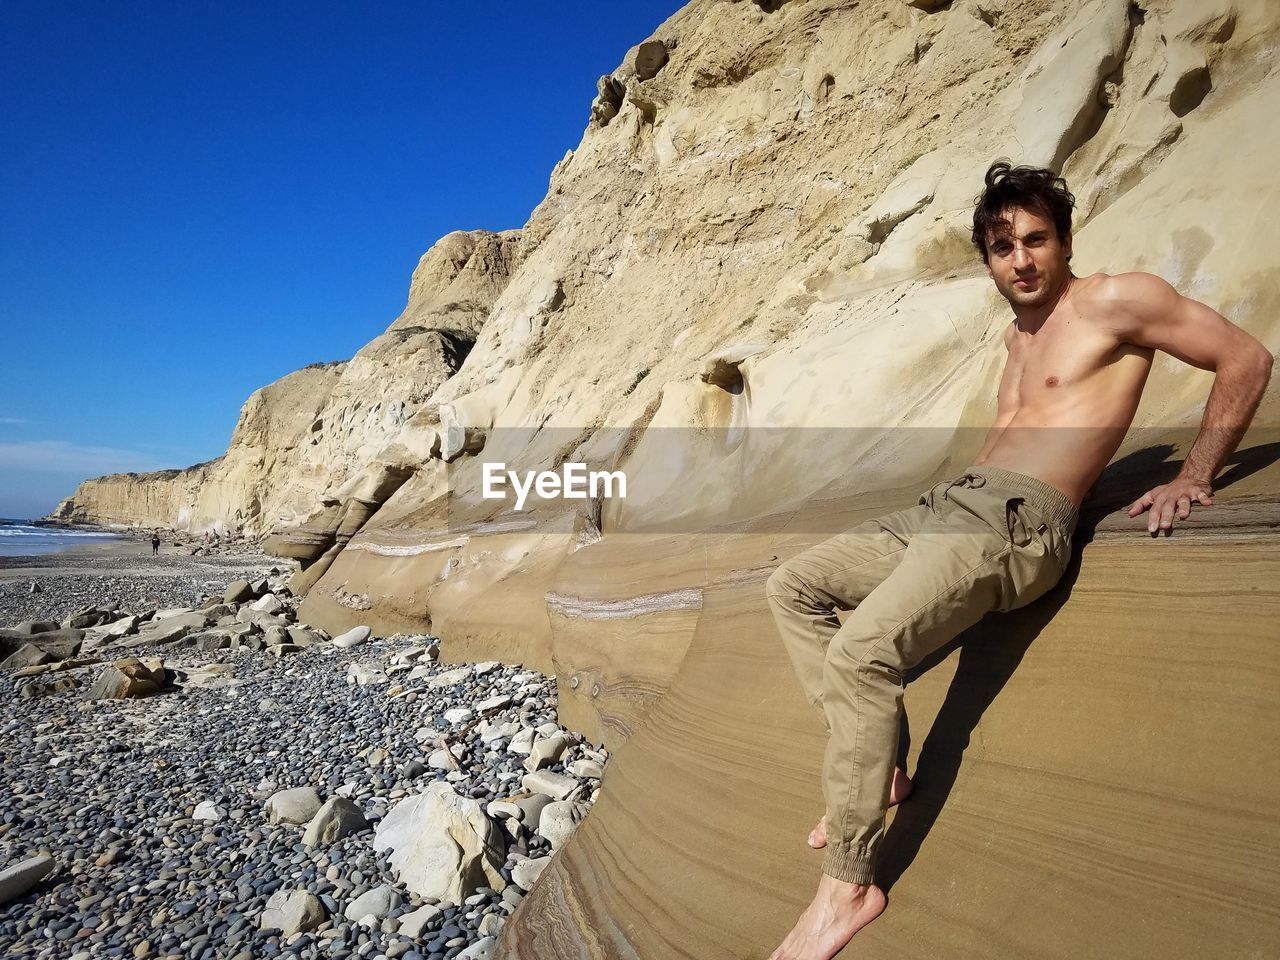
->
[[1100, 272, 1274, 533]]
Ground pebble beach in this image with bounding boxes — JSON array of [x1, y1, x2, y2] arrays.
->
[[0, 535, 605, 960]]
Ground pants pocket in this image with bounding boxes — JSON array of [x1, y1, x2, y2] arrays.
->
[[999, 505, 1066, 611]]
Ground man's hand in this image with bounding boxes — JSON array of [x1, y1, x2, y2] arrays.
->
[[1127, 477, 1214, 534]]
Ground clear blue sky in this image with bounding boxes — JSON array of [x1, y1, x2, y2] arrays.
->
[[0, 1, 682, 519]]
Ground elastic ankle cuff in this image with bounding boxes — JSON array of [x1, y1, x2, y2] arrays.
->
[[823, 844, 875, 885]]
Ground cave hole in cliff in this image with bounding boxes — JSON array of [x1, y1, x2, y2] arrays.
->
[[701, 358, 746, 396], [1169, 66, 1212, 118]]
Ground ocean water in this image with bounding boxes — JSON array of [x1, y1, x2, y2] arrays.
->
[[0, 519, 121, 557]]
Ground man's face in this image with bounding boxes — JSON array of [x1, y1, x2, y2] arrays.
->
[[984, 205, 1072, 309]]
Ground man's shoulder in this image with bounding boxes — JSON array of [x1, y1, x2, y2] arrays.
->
[[1072, 271, 1179, 312], [1069, 271, 1182, 333]]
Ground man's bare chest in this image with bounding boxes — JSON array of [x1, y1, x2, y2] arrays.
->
[[1000, 317, 1147, 408]]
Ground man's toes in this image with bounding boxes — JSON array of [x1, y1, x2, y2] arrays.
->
[[807, 818, 827, 848]]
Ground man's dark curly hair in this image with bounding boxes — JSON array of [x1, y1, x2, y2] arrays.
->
[[971, 161, 1076, 264]]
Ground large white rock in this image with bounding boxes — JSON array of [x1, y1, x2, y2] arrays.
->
[[265, 786, 323, 825], [427, 666, 472, 689], [511, 855, 552, 892], [538, 800, 590, 850], [521, 770, 577, 801], [332, 625, 371, 649], [507, 728, 536, 756], [344, 885, 400, 922], [250, 593, 284, 614], [258, 888, 326, 935], [347, 663, 388, 685], [523, 733, 571, 773], [0, 855, 55, 906], [398, 903, 444, 938], [458, 938, 496, 960], [193, 800, 227, 822], [302, 796, 370, 846], [372, 781, 507, 902]]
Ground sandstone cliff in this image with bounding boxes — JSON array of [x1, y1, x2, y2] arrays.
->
[[54, 229, 521, 533], [58, 1, 1280, 957]]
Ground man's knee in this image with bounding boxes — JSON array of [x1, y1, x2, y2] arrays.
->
[[825, 629, 903, 688], [766, 560, 805, 602]]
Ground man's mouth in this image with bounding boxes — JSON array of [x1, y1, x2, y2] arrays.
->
[[1014, 277, 1037, 288]]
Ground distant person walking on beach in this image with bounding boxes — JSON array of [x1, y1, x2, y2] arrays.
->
[[764, 161, 1273, 960], [151, 534, 160, 556]]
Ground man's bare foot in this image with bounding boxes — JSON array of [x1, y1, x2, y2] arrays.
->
[[807, 768, 912, 849], [766, 873, 887, 960]]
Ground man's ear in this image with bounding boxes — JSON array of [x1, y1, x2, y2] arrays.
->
[[1064, 232, 1074, 261]]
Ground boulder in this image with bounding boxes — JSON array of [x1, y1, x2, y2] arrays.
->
[[427, 666, 472, 689], [343, 885, 400, 923], [286, 627, 319, 647], [250, 593, 284, 614], [512, 793, 554, 833], [86, 658, 167, 700], [1, 643, 54, 671], [511, 856, 552, 892], [152, 607, 195, 620], [258, 888, 326, 936], [537, 800, 589, 850], [302, 797, 370, 846], [397, 903, 444, 938], [268, 643, 302, 657], [372, 782, 507, 903], [194, 633, 232, 652], [521, 771, 578, 802], [64, 609, 106, 630], [523, 733, 571, 773], [193, 800, 226, 822], [266, 787, 324, 825], [568, 759, 604, 780], [96, 614, 140, 638], [458, 937, 496, 960], [13, 620, 59, 635], [235, 608, 288, 630], [347, 663, 388, 685], [125, 613, 207, 647], [223, 580, 254, 604], [0, 855, 56, 906], [0, 629, 83, 662], [332, 625, 371, 649]]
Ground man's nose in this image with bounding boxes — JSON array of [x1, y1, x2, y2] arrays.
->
[[1011, 245, 1033, 269]]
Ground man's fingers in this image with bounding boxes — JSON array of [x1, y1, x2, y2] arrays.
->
[[1176, 496, 1192, 520], [1147, 497, 1162, 533], [1129, 491, 1156, 517], [1149, 495, 1176, 533]]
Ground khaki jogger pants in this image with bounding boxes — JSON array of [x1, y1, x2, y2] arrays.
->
[[765, 466, 1080, 885]]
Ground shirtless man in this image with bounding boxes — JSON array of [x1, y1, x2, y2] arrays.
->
[[764, 160, 1273, 960]]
